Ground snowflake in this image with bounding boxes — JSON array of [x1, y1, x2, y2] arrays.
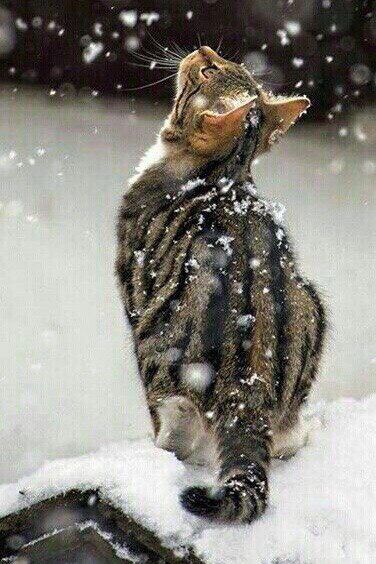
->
[[180, 177, 205, 193], [119, 10, 137, 28], [233, 197, 251, 216], [134, 250, 145, 265], [180, 363, 215, 392], [217, 235, 234, 256], [237, 314, 255, 328], [140, 12, 160, 26], [292, 57, 304, 68], [83, 42, 104, 64]]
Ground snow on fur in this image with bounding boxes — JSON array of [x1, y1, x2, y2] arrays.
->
[[1, 395, 375, 563]]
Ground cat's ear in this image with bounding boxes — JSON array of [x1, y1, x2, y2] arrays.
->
[[191, 98, 256, 155], [256, 93, 310, 155], [201, 98, 256, 138]]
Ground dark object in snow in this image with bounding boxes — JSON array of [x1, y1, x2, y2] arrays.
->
[[0, 489, 205, 563]]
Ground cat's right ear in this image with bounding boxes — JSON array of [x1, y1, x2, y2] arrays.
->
[[256, 91, 310, 155]]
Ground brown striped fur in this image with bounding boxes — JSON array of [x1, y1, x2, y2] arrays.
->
[[116, 47, 326, 523]]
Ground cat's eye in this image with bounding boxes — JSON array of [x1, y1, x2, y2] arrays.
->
[[201, 65, 219, 79]]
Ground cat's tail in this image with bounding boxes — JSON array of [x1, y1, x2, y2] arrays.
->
[[180, 413, 270, 523]]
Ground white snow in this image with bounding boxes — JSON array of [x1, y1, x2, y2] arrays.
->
[[292, 57, 304, 68], [237, 314, 255, 328], [82, 41, 104, 64], [180, 177, 206, 193], [15, 18, 28, 31], [1, 395, 375, 563], [180, 363, 215, 392], [1, 88, 375, 489], [217, 235, 234, 256], [276, 29, 290, 46], [284, 21, 301, 36], [124, 36, 140, 52], [119, 10, 137, 28], [139, 12, 160, 27]]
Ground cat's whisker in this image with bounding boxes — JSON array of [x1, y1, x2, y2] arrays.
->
[[140, 48, 181, 67], [130, 37, 181, 67], [132, 46, 179, 63], [216, 36, 224, 54], [145, 31, 184, 63], [225, 49, 240, 63], [123, 72, 177, 91], [130, 51, 179, 69], [171, 41, 189, 58], [126, 61, 178, 71]]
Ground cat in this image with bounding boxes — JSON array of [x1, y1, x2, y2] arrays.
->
[[116, 46, 326, 523]]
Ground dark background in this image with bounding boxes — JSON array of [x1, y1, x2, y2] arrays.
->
[[0, 0, 374, 117]]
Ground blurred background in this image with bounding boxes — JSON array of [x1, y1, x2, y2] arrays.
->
[[0, 0, 375, 483]]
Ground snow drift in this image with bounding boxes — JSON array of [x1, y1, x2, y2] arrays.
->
[[1, 395, 375, 563]]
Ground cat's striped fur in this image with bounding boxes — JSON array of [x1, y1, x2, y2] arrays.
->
[[116, 47, 326, 523]]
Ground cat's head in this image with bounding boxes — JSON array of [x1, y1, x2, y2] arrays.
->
[[161, 46, 310, 161]]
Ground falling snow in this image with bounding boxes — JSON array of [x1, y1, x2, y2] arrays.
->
[[139, 12, 160, 27], [82, 42, 104, 64], [180, 363, 215, 392], [119, 10, 137, 28]]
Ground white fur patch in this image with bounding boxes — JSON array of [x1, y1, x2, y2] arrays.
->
[[128, 134, 166, 186]]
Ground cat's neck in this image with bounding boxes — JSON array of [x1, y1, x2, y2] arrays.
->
[[129, 137, 253, 193], [129, 110, 262, 191]]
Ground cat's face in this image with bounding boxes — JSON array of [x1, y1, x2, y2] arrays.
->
[[162, 46, 310, 160], [176, 46, 258, 115]]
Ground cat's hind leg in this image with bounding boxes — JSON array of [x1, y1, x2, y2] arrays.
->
[[154, 396, 215, 465], [271, 417, 310, 460]]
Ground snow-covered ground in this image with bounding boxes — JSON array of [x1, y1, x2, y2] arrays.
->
[[0, 84, 375, 483], [1, 395, 375, 563]]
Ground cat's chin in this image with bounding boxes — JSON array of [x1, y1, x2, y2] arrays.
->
[[211, 93, 257, 115]]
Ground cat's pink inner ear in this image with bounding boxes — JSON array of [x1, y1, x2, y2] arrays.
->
[[201, 98, 256, 137], [263, 96, 310, 133]]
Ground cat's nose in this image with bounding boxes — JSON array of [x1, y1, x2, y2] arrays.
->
[[198, 46, 218, 61], [198, 46, 216, 57]]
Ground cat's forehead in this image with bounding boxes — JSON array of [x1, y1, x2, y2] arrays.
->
[[177, 47, 258, 100]]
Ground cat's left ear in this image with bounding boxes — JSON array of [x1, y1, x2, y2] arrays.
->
[[256, 93, 310, 155], [191, 97, 257, 155]]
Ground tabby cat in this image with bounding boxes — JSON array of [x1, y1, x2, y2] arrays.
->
[[116, 46, 326, 523]]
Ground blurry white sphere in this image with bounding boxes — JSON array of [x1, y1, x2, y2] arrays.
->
[[180, 363, 215, 392], [244, 51, 268, 76], [124, 35, 140, 52], [349, 63, 371, 86], [0, 8, 15, 56]]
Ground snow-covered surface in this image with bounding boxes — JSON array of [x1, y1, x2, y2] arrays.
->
[[1, 395, 375, 563], [0, 85, 375, 483]]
